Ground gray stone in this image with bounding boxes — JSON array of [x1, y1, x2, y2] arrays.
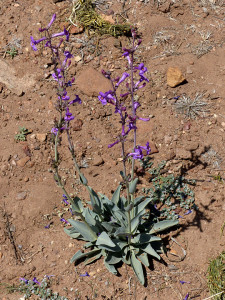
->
[[0, 59, 36, 96], [16, 191, 27, 200]]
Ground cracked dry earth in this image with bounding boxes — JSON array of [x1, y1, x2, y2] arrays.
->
[[0, 0, 225, 299]]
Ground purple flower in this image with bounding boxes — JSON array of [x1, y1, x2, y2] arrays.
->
[[183, 293, 189, 300], [59, 91, 70, 101], [69, 95, 82, 105], [60, 218, 69, 224], [184, 209, 192, 215], [180, 280, 190, 285], [52, 68, 63, 81], [39, 13, 56, 32], [65, 107, 74, 122], [32, 277, 40, 285], [51, 127, 59, 135], [62, 194, 69, 205], [80, 272, 90, 277], [138, 117, 150, 122], [62, 51, 73, 69], [128, 142, 151, 160], [30, 36, 47, 51], [108, 140, 120, 148], [20, 277, 29, 284], [116, 72, 130, 87], [122, 49, 131, 65], [45, 223, 51, 229], [98, 90, 116, 106], [52, 28, 69, 42]]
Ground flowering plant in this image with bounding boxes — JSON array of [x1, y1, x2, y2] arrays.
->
[[30, 16, 178, 285]]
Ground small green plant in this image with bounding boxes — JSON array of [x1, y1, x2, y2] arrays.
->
[[142, 161, 196, 220], [6, 46, 18, 59], [1, 276, 68, 300], [15, 127, 29, 142], [207, 251, 225, 300], [18, 276, 68, 300]]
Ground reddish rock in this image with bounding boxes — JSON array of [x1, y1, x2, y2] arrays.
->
[[73, 119, 83, 131], [167, 67, 186, 87], [175, 148, 192, 159], [75, 67, 112, 97], [17, 156, 30, 167]]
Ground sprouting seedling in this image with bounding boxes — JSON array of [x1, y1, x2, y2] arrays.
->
[[15, 127, 29, 142], [6, 47, 18, 59]]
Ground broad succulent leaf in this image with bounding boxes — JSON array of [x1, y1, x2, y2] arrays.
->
[[137, 251, 149, 267], [88, 186, 103, 214], [131, 210, 145, 233], [114, 226, 130, 237], [134, 197, 152, 215], [104, 259, 118, 275], [70, 248, 100, 264], [101, 222, 115, 232], [79, 173, 88, 186], [149, 219, 179, 234], [84, 251, 102, 265], [134, 196, 146, 206], [68, 219, 97, 242], [131, 251, 145, 285], [71, 196, 84, 214], [141, 243, 161, 260], [64, 227, 81, 239], [129, 178, 139, 194], [105, 252, 122, 265], [96, 232, 121, 252], [132, 233, 161, 245], [96, 232, 116, 247], [111, 185, 122, 205]]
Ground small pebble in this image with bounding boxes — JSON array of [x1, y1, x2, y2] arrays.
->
[[16, 191, 27, 200], [24, 176, 29, 182]]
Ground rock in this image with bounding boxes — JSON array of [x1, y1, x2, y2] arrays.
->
[[73, 55, 82, 62], [100, 13, 115, 24], [165, 150, 176, 160], [16, 191, 27, 200], [17, 156, 30, 167], [73, 119, 83, 131], [69, 25, 84, 34], [164, 135, 172, 144], [149, 142, 159, 154], [184, 142, 199, 151], [75, 67, 112, 97], [186, 66, 193, 74], [36, 133, 47, 142], [92, 155, 104, 166], [175, 148, 192, 159], [167, 67, 186, 88], [24, 176, 29, 182], [0, 59, 35, 96]]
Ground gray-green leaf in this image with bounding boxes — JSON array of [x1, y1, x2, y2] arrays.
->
[[130, 251, 145, 285], [68, 219, 97, 242], [149, 219, 179, 234]]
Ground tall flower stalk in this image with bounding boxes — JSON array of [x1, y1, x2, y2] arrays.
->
[[99, 29, 151, 241]]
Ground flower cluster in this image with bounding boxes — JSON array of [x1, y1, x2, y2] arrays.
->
[[98, 30, 150, 160], [30, 14, 81, 135]]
